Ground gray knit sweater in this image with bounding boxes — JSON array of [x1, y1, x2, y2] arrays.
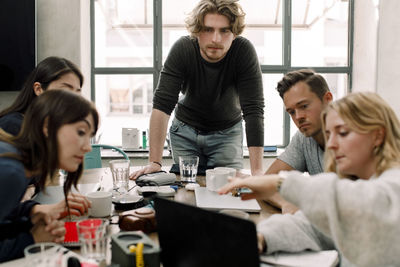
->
[[258, 168, 400, 267]]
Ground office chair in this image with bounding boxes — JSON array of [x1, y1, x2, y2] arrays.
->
[[84, 144, 129, 169]]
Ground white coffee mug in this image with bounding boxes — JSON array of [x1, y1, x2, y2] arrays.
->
[[122, 128, 140, 149], [213, 167, 236, 178], [206, 169, 231, 192], [87, 191, 112, 217]]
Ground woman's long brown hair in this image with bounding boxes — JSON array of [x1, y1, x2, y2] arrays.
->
[[0, 90, 98, 202]]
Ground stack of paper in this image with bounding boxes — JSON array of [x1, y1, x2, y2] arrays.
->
[[260, 250, 339, 267]]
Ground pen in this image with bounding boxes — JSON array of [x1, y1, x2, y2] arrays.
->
[[232, 188, 252, 197]]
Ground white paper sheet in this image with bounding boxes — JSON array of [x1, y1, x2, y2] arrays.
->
[[194, 187, 261, 212], [259, 250, 339, 267]]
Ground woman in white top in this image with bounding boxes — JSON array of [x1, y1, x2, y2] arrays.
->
[[219, 92, 400, 267]]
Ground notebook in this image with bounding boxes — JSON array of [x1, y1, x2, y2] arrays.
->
[[260, 250, 339, 267], [63, 221, 80, 247], [154, 197, 260, 267], [195, 187, 261, 212]]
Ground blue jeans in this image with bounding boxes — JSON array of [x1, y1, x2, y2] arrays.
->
[[169, 118, 243, 169]]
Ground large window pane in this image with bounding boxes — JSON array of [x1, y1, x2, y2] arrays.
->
[[92, 0, 352, 148], [95, 0, 153, 67], [291, 0, 349, 67], [241, 0, 283, 65], [162, 0, 197, 63], [95, 74, 153, 145], [263, 74, 285, 146]]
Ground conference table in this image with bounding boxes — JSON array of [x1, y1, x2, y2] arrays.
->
[[0, 167, 280, 267], [81, 166, 280, 224], [80, 166, 280, 265]]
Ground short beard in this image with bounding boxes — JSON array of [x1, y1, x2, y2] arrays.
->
[[303, 127, 321, 138]]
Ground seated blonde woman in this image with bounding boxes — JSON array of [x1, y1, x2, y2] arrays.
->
[[219, 92, 400, 267]]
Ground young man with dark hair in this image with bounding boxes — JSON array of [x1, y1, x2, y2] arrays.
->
[[266, 69, 333, 213]]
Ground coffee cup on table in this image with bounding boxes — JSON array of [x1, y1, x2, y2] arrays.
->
[[206, 169, 231, 192], [87, 191, 112, 217], [213, 167, 236, 178]]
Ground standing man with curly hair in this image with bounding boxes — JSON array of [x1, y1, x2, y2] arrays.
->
[[131, 0, 264, 179]]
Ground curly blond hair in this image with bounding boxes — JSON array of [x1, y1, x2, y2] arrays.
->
[[185, 0, 245, 37]]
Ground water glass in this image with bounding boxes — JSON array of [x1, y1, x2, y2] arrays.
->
[[24, 242, 63, 267], [179, 156, 199, 183], [109, 159, 130, 194], [77, 218, 109, 264]]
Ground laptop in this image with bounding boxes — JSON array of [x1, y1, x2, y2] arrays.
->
[[154, 197, 260, 267]]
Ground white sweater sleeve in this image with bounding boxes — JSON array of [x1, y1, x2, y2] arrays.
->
[[257, 211, 335, 254], [280, 168, 400, 267]]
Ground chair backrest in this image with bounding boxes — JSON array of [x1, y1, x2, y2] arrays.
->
[[84, 144, 129, 169]]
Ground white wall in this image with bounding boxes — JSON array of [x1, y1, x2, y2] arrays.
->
[[352, 0, 400, 117], [352, 0, 379, 93], [375, 0, 400, 116], [36, 0, 91, 98]]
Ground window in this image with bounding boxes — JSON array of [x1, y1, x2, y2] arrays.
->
[[91, 0, 353, 146]]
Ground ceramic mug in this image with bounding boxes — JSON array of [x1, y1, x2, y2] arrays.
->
[[87, 191, 112, 217], [206, 169, 231, 192], [213, 167, 236, 178]]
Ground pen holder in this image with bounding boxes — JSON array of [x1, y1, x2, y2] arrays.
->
[[111, 231, 160, 267]]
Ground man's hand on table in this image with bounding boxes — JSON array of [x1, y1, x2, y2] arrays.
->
[[129, 162, 162, 180]]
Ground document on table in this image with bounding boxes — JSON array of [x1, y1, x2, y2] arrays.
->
[[194, 187, 261, 212], [259, 250, 339, 267]]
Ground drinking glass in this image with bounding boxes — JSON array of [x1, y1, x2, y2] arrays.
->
[[179, 156, 199, 183], [24, 242, 63, 267], [77, 218, 109, 264], [109, 159, 130, 195]]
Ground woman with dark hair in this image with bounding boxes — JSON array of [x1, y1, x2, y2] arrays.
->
[[0, 89, 99, 262], [0, 56, 83, 136]]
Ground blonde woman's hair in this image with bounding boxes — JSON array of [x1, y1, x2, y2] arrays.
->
[[322, 92, 400, 177], [185, 0, 245, 37]]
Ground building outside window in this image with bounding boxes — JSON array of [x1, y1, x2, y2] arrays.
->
[[91, 0, 353, 147]]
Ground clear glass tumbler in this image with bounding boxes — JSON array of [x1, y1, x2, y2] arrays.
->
[[179, 156, 199, 183]]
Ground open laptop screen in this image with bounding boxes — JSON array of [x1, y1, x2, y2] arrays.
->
[[154, 197, 260, 267]]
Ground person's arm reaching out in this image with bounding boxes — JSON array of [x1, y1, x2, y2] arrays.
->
[[218, 174, 281, 201]]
